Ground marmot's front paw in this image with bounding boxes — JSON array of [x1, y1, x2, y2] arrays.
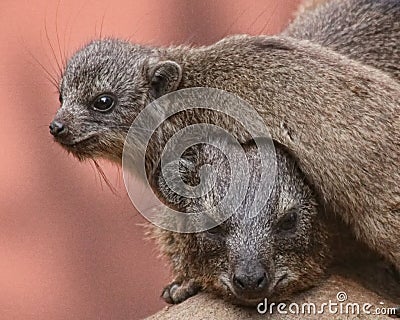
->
[[161, 279, 201, 304]]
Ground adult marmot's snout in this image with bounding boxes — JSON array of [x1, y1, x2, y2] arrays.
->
[[230, 261, 270, 302]]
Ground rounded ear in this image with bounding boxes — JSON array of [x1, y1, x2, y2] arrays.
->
[[148, 60, 182, 99]]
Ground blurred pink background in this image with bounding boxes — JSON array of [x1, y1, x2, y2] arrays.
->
[[0, 1, 300, 319]]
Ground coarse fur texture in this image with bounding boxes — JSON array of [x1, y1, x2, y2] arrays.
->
[[151, 140, 331, 305], [150, 140, 400, 306], [50, 0, 400, 279], [285, 0, 400, 81], [52, 34, 400, 268]]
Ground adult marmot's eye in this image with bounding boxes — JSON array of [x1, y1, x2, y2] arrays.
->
[[92, 94, 116, 112], [277, 209, 298, 232], [59, 93, 63, 104]]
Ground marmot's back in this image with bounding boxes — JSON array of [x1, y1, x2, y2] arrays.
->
[[285, 0, 400, 81]]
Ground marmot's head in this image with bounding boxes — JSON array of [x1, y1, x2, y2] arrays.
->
[[49, 39, 182, 162], [155, 139, 331, 306]]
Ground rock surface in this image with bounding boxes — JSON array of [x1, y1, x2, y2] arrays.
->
[[146, 275, 399, 319]]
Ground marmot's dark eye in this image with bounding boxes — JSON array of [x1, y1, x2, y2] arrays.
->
[[59, 93, 63, 104], [277, 209, 298, 232], [92, 94, 115, 112]]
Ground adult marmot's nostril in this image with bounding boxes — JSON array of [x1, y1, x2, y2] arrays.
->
[[49, 121, 67, 136], [256, 273, 268, 289], [232, 265, 269, 293], [232, 274, 245, 290]]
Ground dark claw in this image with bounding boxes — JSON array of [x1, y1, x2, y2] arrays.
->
[[161, 282, 180, 304], [161, 280, 201, 304]]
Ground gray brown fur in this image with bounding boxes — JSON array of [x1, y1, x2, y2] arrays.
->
[[151, 140, 400, 306], [51, 0, 400, 282], [285, 0, 400, 81], [151, 141, 332, 305]]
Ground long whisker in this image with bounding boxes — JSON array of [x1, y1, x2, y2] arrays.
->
[[44, 14, 63, 78], [219, 6, 250, 40], [88, 159, 100, 185], [24, 47, 59, 90], [249, 4, 270, 34], [55, 0, 66, 72], [99, 11, 106, 39], [66, 1, 88, 52], [63, 1, 71, 63], [114, 163, 123, 188], [127, 12, 152, 42], [92, 159, 118, 195], [259, 1, 280, 35], [18, 32, 60, 90], [21, 39, 59, 92]]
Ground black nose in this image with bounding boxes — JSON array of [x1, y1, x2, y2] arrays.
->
[[232, 263, 269, 294], [49, 120, 66, 136]]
